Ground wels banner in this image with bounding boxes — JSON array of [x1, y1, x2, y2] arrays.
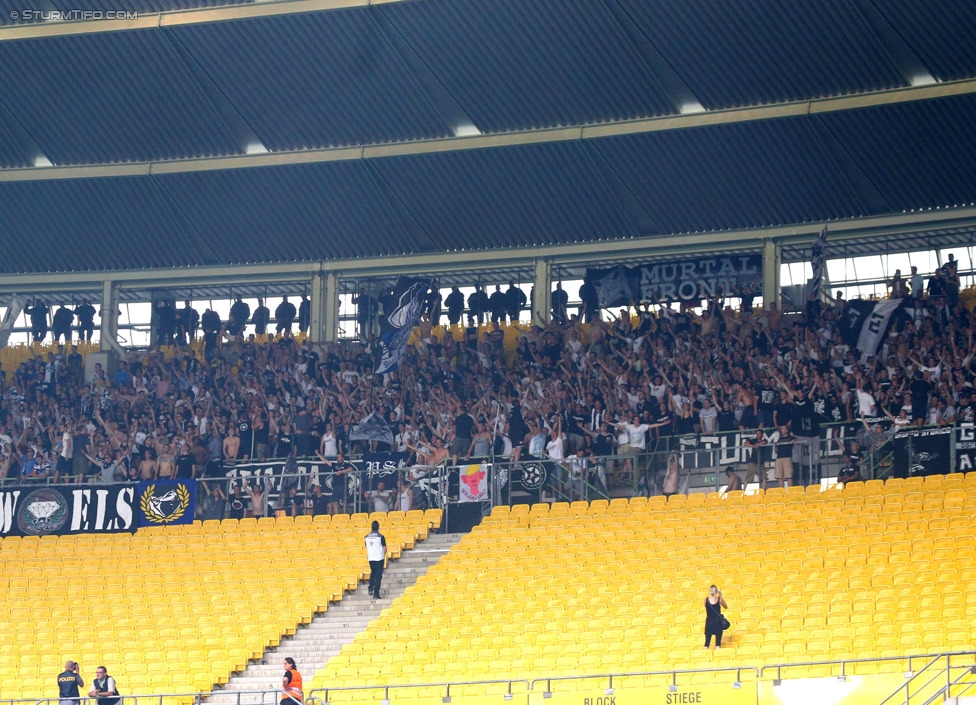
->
[[459, 463, 488, 502], [586, 254, 762, 306], [137, 480, 197, 527], [0, 484, 137, 537]]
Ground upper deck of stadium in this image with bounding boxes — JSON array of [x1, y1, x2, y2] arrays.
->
[[0, 0, 974, 278]]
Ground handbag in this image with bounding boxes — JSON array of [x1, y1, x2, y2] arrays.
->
[[709, 598, 731, 630]]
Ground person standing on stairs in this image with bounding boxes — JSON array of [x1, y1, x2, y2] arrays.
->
[[365, 520, 387, 600], [281, 658, 303, 705]]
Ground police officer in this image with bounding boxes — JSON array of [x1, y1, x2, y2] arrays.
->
[[365, 520, 387, 600], [57, 660, 84, 705]]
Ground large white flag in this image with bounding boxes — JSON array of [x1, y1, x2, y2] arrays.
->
[[0, 295, 26, 349], [459, 463, 488, 502]]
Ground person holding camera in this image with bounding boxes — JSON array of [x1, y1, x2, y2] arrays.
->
[[704, 585, 729, 649], [57, 660, 84, 705]]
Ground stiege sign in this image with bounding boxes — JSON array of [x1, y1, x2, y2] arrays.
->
[[586, 254, 762, 306]]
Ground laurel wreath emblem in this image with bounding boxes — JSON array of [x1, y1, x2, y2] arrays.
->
[[140, 483, 191, 523]]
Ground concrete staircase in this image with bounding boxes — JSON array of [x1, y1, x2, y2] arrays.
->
[[208, 532, 464, 703]]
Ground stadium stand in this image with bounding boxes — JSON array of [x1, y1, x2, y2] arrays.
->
[[0, 510, 438, 701], [311, 476, 976, 701]]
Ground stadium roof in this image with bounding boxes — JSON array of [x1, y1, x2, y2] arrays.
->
[[0, 0, 975, 275]]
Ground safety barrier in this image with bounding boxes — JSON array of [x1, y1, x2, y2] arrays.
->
[[8, 652, 976, 705]]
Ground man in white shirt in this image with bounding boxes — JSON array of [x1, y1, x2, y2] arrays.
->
[[365, 521, 387, 600], [366, 481, 392, 513], [609, 412, 667, 484], [699, 399, 719, 434]]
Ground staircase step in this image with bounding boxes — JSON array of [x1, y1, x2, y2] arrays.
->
[[206, 532, 464, 704]]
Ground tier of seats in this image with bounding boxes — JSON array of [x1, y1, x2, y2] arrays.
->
[[0, 510, 439, 700], [0, 340, 97, 371], [314, 474, 976, 701]]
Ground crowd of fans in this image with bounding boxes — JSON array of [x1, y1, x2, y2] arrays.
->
[[2, 256, 973, 516]]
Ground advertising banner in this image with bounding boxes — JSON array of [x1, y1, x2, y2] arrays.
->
[[757, 673, 907, 705]]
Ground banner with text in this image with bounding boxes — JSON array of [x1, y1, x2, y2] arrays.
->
[[892, 427, 953, 478], [0, 484, 137, 537], [586, 254, 762, 306], [459, 463, 489, 502]]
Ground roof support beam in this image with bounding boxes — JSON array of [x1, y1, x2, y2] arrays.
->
[[2, 78, 974, 183], [1, 207, 974, 296]]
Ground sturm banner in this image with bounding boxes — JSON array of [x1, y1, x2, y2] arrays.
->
[[0, 484, 137, 537], [586, 254, 762, 306]]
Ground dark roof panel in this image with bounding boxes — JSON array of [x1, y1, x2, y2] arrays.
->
[[0, 178, 204, 273], [0, 31, 242, 164], [592, 118, 871, 232], [154, 162, 419, 262], [174, 12, 453, 150], [612, 0, 907, 109], [820, 94, 976, 211], [380, 0, 675, 133], [371, 142, 647, 251], [875, 0, 976, 82], [0, 107, 35, 168]]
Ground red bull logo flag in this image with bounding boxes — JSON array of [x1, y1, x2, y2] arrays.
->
[[459, 463, 488, 502]]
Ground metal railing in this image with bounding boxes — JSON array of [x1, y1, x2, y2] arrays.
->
[[529, 665, 761, 693], [307, 678, 530, 704], [8, 652, 976, 705], [876, 652, 976, 705]]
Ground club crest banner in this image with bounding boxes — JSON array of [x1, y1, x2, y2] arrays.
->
[[137, 480, 196, 526]]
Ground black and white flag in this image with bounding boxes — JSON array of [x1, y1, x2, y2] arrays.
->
[[349, 412, 395, 446], [809, 226, 828, 300], [840, 299, 902, 358], [376, 277, 430, 375]]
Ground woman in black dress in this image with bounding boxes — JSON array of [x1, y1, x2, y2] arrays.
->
[[704, 584, 729, 649]]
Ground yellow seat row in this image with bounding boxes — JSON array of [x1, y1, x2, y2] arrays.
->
[[0, 508, 440, 700], [314, 474, 976, 694]]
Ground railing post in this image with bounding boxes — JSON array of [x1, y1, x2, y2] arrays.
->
[[947, 653, 952, 698]]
